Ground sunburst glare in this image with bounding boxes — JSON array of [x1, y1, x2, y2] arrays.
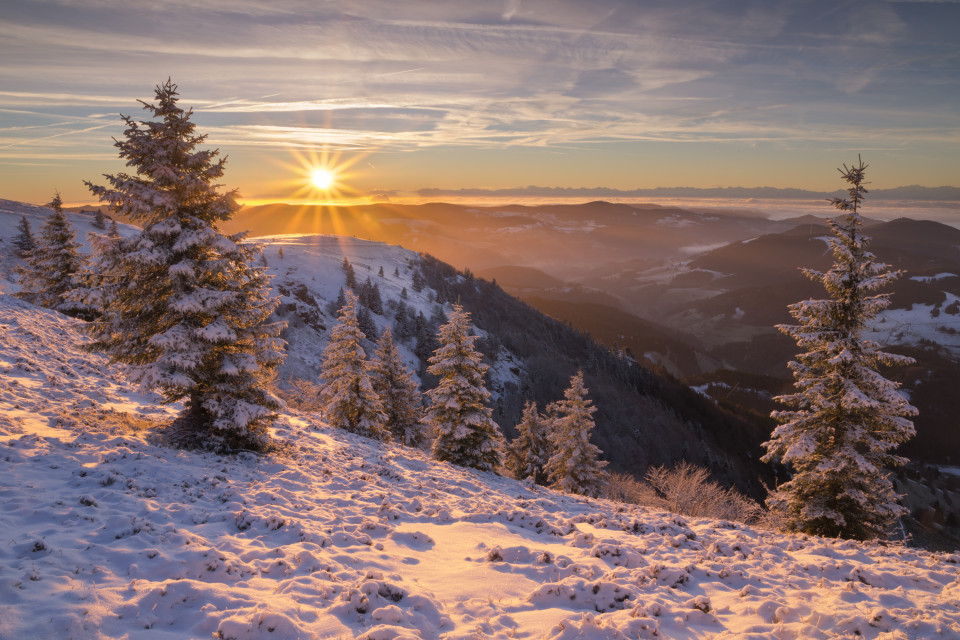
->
[[311, 168, 335, 191]]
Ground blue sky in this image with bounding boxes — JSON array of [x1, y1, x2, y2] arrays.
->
[[1, 0, 957, 204]]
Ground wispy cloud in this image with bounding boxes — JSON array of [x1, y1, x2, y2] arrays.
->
[[0, 0, 957, 198]]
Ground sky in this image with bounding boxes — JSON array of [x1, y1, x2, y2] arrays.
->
[[0, 0, 957, 206]]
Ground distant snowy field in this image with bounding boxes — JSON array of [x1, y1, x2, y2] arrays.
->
[[2, 203, 960, 638]]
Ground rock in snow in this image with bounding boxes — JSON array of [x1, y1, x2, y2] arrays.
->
[[1, 292, 959, 639]]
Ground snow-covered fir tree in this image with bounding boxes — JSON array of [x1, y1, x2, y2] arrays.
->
[[78, 80, 285, 451], [15, 193, 92, 318], [425, 304, 504, 471], [545, 371, 608, 497], [371, 326, 425, 446], [92, 209, 107, 230], [762, 157, 917, 540], [319, 290, 387, 439], [13, 215, 36, 257], [505, 400, 552, 485]]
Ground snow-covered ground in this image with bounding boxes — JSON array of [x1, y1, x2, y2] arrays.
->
[[3, 198, 960, 638], [3, 295, 960, 639]]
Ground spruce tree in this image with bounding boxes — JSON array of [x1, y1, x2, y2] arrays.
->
[[13, 215, 36, 257], [16, 193, 92, 318], [358, 304, 379, 341], [411, 269, 425, 293], [371, 326, 425, 446], [342, 257, 357, 290], [78, 80, 285, 451], [762, 157, 917, 540], [319, 290, 387, 439], [505, 401, 552, 484], [92, 209, 107, 229], [425, 304, 504, 471], [545, 371, 608, 497]]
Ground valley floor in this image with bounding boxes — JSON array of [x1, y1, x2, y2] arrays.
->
[[2, 294, 960, 639]]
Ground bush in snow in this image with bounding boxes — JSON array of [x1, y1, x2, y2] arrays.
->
[[278, 378, 324, 413], [425, 304, 504, 471], [505, 400, 552, 485], [603, 472, 661, 505], [642, 462, 762, 523], [545, 371, 608, 497], [371, 326, 425, 446], [762, 157, 917, 540], [15, 193, 93, 319], [319, 290, 387, 439], [77, 80, 285, 451]]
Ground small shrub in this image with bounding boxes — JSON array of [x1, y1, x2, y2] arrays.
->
[[602, 462, 762, 524]]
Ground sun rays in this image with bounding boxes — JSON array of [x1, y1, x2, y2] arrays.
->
[[250, 145, 387, 239]]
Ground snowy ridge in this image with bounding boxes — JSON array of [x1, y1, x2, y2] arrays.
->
[[259, 233, 523, 399], [0, 200, 137, 296], [2, 293, 960, 639]]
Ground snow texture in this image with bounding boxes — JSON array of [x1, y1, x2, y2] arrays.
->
[[1, 293, 959, 639]]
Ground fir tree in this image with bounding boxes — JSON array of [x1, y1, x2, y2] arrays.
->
[[394, 266, 400, 278], [394, 299, 411, 339], [413, 311, 437, 368], [411, 269, 425, 293], [329, 287, 347, 316], [505, 401, 552, 484], [762, 157, 917, 540], [13, 215, 36, 257], [92, 209, 107, 230], [425, 304, 504, 471], [370, 282, 384, 315], [371, 326, 425, 446], [319, 290, 387, 439], [77, 80, 285, 451], [378, 265, 385, 278], [545, 371, 608, 497], [108, 219, 120, 238], [16, 193, 92, 318], [358, 304, 379, 341], [342, 257, 357, 290]]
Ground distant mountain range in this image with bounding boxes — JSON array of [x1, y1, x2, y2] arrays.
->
[[417, 185, 960, 201]]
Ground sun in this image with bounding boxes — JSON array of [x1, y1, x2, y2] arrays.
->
[[311, 168, 335, 191]]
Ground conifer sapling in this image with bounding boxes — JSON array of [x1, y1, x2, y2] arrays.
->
[[371, 326, 425, 446], [13, 215, 36, 257], [545, 371, 608, 497], [16, 193, 92, 319], [505, 400, 552, 485], [425, 304, 504, 471], [319, 290, 387, 439]]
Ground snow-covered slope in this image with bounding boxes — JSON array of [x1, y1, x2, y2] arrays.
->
[[0, 199, 137, 296], [2, 293, 960, 639], [258, 233, 523, 402]]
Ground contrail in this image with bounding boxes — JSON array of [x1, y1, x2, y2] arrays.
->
[[373, 67, 426, 78], [0, 123, 114, 149]]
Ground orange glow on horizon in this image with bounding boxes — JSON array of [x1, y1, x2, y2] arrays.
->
[[242, 146, 395, 239]]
